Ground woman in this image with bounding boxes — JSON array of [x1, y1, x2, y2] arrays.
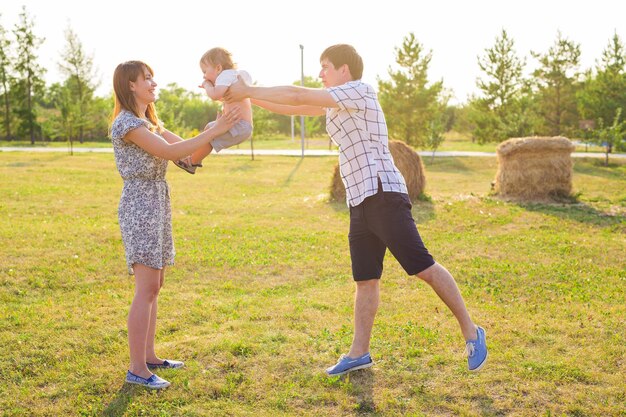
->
[[110, 60, 239, 389]]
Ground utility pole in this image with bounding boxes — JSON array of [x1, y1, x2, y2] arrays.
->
[[300, 44, 305, 158]]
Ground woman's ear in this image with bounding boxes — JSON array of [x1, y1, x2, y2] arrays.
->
[[129, 80, 136, 92]]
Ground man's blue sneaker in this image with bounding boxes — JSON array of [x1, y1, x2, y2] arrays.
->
[[466, 326, 488, 372], [326, 353, 374, 376], [125, 371, 171, 389]]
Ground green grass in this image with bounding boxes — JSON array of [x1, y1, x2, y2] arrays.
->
[[0, 153, 624, 416], [0, 136, 337, 151], [438, 133, 609, 153], [1, 134, 612, 154]]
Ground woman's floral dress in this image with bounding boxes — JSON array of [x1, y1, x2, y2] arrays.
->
[[110, 110, 175, 274]]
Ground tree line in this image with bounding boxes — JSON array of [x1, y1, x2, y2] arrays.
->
[[380, 30, 626, 157], [1, 6, 625, 156]]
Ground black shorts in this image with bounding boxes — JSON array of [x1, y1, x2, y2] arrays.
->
[[348, 186, 435, 281]]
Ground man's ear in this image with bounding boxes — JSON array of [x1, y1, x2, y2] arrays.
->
[[341, 64, 352, 79]]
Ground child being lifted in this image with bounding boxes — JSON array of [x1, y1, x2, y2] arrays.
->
[[175, 47, 253, 174]]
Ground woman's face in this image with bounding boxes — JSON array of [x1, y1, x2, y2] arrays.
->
[[130, 66, 157, 105]]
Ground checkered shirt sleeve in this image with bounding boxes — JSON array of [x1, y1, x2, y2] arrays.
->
[[326, 81, 407, 207]]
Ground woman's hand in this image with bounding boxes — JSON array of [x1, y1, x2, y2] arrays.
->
[[211, 106, 241, 135]]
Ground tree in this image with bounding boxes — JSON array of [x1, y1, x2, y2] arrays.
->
[[594, 108, 626, 166], [468, 29, 536, 143], [293, 75, 325, 137], [0, 15, 14, 140], [44, 81, 79, 152], [531, 31, 581, 136], [58, 24, 97, 144], [577, 32, 626, 146], [252, 106, 281, 137], [425, 115, 446, 163], [12, 6, 46, 144], [155, 83, 219, 138], [378, 32, 448, 148]]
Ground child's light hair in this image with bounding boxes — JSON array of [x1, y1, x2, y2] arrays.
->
[[200, 47, 236, 70]]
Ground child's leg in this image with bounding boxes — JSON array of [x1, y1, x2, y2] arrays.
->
[[128, 263, 162, 378], [189, 120, 217, 166], [190, 143, 213, 166], [211, 120, 253, 153], [145, 267, 165, 363]]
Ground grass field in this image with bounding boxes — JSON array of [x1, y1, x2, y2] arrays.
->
[[0, 133, 611, 154], [0, 152, 624, 416]]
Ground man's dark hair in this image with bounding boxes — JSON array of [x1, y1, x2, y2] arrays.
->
[[320, 44, 363, 80]]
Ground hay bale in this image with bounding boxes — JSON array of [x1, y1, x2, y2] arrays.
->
[[494, 136, 575, 201], [330, 164, 346, 202], [330, 140, 426, 202]]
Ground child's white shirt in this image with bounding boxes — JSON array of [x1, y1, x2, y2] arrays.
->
[[215, 69, 252, 87]]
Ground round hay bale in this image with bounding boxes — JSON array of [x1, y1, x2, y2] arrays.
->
[[494, 136, 575, 201], [330, 140, 426, 203], [330, 164, 345, 202]]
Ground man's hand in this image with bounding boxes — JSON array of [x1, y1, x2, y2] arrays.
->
[[224, 75, 250, 103]]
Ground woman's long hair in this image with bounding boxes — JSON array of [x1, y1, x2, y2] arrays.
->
[[111, 60, 162, 132]]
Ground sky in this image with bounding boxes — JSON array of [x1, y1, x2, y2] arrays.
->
[[2, 0, 625, 104]]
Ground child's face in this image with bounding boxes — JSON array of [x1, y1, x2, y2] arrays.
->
[[201, 62, 221, 84]]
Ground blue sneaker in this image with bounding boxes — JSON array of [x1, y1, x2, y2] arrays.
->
[[125, 371, 171, 389], [466, 326, 488, 372], [147, 359, 184, 370], [326, 353, 374, 376]]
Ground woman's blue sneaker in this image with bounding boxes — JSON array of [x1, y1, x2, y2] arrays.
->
[[147, 359, 184, 370], [326, 353, 374, 376], [466, 326, 488, 372], [125, 371, 171, 389]]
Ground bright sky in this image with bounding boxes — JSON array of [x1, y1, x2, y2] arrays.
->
[[2, 0, 625, 104]]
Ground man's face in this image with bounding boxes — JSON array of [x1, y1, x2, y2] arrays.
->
[[319, 58, 345, 88]]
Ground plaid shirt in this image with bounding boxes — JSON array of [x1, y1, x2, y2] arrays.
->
[[326, 81, 407, 207]]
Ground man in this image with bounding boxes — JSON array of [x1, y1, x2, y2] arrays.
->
[[225, 44, 487, 376]]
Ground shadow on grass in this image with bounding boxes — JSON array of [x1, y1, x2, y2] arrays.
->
[[423, 157, 475, 173], [520, 201, 625, 228], [0, 153, 71, 167], [101, 383, 142, 417], [470, 394, 509, 416], [412, 199, 436, 224], [283, 158, 304, 187], [573, 158, 626, 180], [345, 368, 376, 415]]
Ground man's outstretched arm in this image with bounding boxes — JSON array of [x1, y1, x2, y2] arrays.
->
[[225, 76, 338, 109], [251, 98, 326, 116]]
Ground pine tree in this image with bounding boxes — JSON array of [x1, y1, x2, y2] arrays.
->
[[531, 31, 581, 136], [378, 32, 447, 148], [577, 31, 626, 149], [468, 29, 535, 143], [58, 24, 97, 144], [0, 15, 13, 140], [12, 6, 46, 144]]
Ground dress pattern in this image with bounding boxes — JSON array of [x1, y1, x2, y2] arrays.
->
[[110, 110, 175, 274]]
